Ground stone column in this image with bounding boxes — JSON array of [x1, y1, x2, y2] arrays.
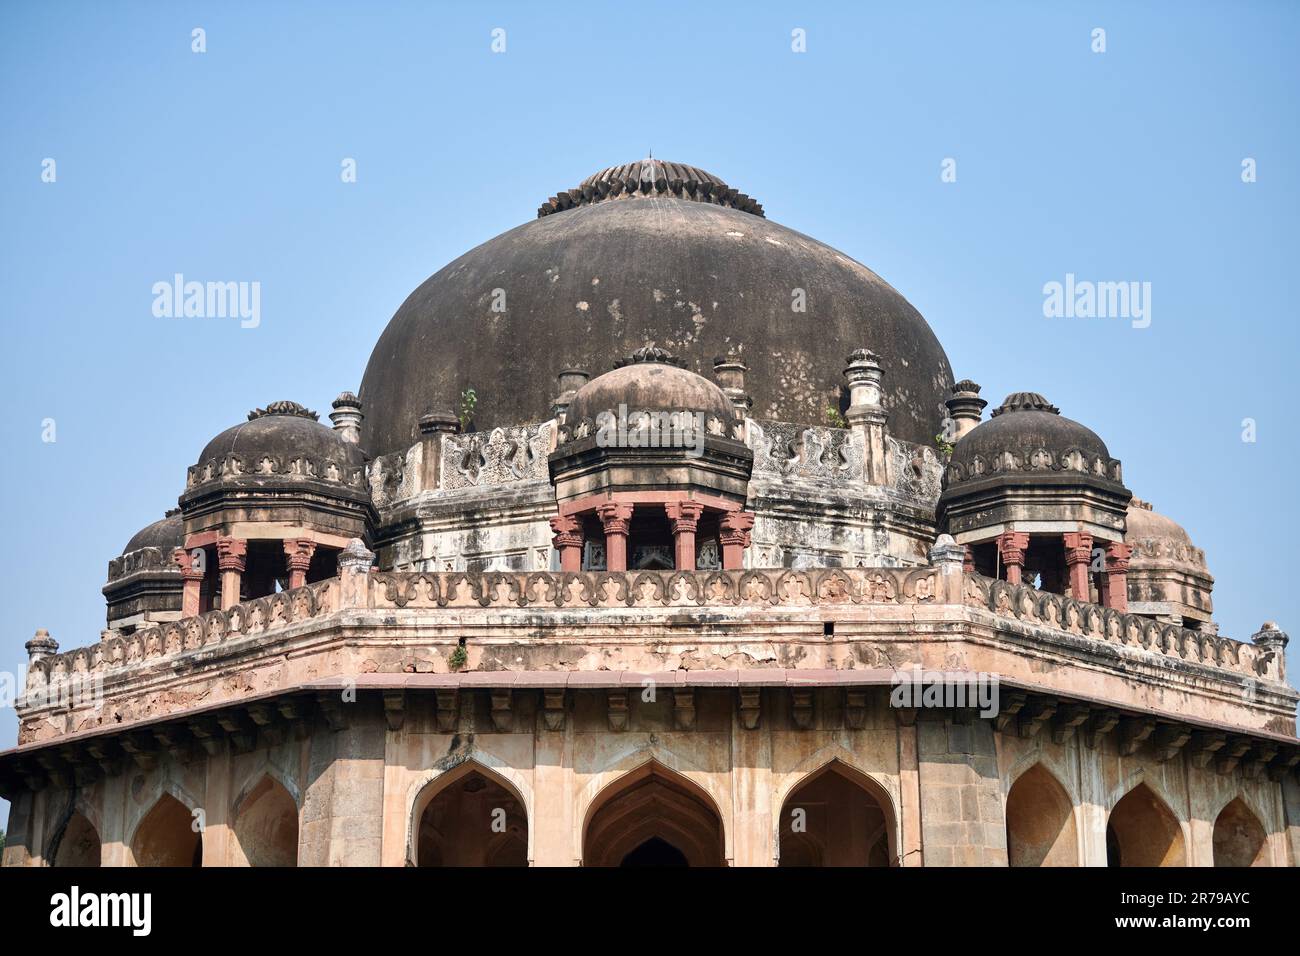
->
[[996, 531, 1029, 585], [712, 356, 752, 418], [548, 515, 584, 573], [719, 511, 755, 570], [551, 368, 589, 423], [1252, 622, 1289, 683], [844, 349, 890, 485], [337, 539, 376, 609], [329, 391, 363, 444], [417, 408, 459, 493], [173, 547, 205, 617], [1062, 531, 1093, 601], [1103, 541, 1132, 612], [284, 538, 317, 590], [597, 502, 633, 572], [216, 536, 247, 610], [944, 380, 988, 442], [665, 501, 704, 572]]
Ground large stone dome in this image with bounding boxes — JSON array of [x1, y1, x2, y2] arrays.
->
[[358, 159, 954, 456]]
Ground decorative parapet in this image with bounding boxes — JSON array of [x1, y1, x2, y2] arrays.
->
[[964, 575, 1272, 681], [24, 567, 1276, 695], [888, 436, 943, 504], [21, 580, 337, 699], [749, 420, 863, 483], [186, 453, 367, 491], [105, 546, 182, 584], [944, 444, 1123, 487], [441, 423, 553, 490]]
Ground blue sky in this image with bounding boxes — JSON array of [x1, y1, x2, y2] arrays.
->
[[1, 1, 1297, 829]]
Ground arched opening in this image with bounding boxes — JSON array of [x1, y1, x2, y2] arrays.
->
[[778, 761, 895, 867], [53, 811, 101, 867], [131, 794, 202, 867], [1213, 798, 1268, 867], [413, 763, 528, 867], [1106, 783, 1185, 867], [584, 762, 725, 867], [231, 775, 299, 867], [1005, 764, 1078, 866]]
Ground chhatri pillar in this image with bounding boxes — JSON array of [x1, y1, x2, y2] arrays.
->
[[1103, 541, 1133, 612], [173, 547, 205, 618], [664, 501, 704, 572], [719, 511, 755, 570], [549, 515, 584, 573], [996, 531, 1029, 585], [1062, 531, 1094, 601], [284, 538, 317, 590], [216, 536, 247, 610], [597, 503, 634, 572]]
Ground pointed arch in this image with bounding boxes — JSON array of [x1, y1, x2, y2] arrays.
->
[[409, 760, 529, 867], [1106, 782, 1185, 867], [1212, 797, 1269, 867], [51, 810, 102, 867], [231, 774, 299, 867], [130, 793, 202, 867], [777, 758, 897, 866], [582, 760, 726, 867], [1005, 763, 1078, 866]]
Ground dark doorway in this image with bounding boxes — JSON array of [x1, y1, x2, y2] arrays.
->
[[621, 837, 688, 867]]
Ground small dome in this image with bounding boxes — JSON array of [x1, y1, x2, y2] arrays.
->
[[194, 401, 366, 472], [123, 510, 183, 554], [1125, 499, 1209, 572], [947, 392, 1119, 486], [565, 347, 736, 427]]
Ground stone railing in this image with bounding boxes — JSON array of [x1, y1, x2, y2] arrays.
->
[[963, 574, 1273, 681], [370, 566, 943, 610], [749, 420, 863, 483], [24, 565, 1278, 691], [23, 580, 337, 696]]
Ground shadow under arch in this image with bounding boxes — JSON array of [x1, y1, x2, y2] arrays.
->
[[777, 758, 898, 866], [409, 760, 529, 867], [51, 809, 102, 867], [1005, 762, 1078, 866], [131, 792, 202, 867], [582, 760, 726, 867], [231, 773, 299, 867], [1213, 796, 1269, 867], [1106, 781, 1186, 867]]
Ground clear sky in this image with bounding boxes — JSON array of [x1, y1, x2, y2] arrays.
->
[[1, 1, 1297, 830]]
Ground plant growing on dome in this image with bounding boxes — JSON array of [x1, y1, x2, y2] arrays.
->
[[824, 405, 848, 429], [934, 431, 955, 461], [459, 388, 478, 431]]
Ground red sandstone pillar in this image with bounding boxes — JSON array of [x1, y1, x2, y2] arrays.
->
[[284, 538, 317, 590], [549, 515, 584, 572], [665, 501, 704, 572], [597, 503, 634, 572], [1062, 531, 1094, 601], [173, 547, 205, 618], [1104, 541, 1132, 612], [216, 537, 247, 610], [996, 531, 1029, 585], [719, 511, 755, 570]]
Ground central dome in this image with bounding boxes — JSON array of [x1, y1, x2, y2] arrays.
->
[[359, 160, 953, 455]]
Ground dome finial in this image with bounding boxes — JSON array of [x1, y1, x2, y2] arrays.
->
[[248, 400, 319, 421]]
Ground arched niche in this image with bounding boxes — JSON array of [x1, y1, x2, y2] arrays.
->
[[777, 760, 896, 867], [1005, 764, 1078, 866], [1106, 782, 1185, 867], [131, 793, 202, 867], [231, 774, 299, 867], [412, 762, 528, 867], [1212, 797, 1268, 867], [52, 811, 102, 867], [583, 761, 725, 867]]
